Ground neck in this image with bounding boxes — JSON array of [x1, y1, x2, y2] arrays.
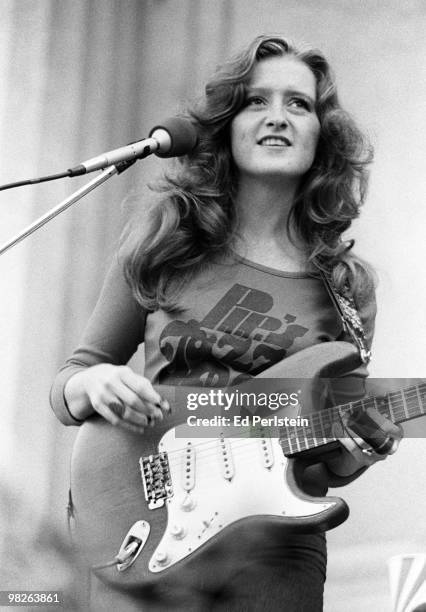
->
[[232, 175, 308, 268], [234, 175, 298, 236], [281, 382, 426, 457]]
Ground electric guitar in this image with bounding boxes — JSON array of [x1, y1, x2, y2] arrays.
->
[[70, 341, 425, 590]]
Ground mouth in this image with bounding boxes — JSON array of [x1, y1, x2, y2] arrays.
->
[[258, 136, 291, 147]]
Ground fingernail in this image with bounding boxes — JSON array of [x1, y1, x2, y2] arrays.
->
[[160, 399, 171, 413], [154, 409, 164, 421]]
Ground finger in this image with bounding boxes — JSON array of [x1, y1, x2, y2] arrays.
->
[[93, 393, 148, 429], [117, 420, 146, 436], [159, 397, 171, 414], [338, 435, 370, 460], [108, 400, 149, 428], [331, 422, 382, 465], [119, 369, 163, 406], [344, 408, 400, 450], [365, 408, 403, 438], [364, 409, 404, 447], [334, 436, 377, 470], [382, 420, 404, 440], [387, 435, 402, 455], [365, 407, 389, 427], [93, 401, 146, 433], [331, 420, 345, 439], [95, 372, 163, 423], [109, 400, 126, 419], [112, 383, 164, 421]]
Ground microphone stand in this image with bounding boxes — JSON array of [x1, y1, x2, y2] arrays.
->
[[0, 160, 135, 257]]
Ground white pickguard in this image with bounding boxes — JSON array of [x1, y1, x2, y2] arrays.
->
[[148, 426, 336, 573]]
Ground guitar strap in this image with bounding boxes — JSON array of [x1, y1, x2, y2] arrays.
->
[[318, 267, 372, 365]]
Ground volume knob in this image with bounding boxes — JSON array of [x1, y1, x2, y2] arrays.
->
[[170, 524, 186, 539], [153, 550, 169, 566]]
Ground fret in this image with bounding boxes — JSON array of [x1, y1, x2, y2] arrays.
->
[[287, 431, 298, 454], [319, 409, 330, 445], [304, 415, 323, 450], [352, 399, 366, 418], [404, 387, 419, 417], [384, 393, 395, 422], [280, 429, 295, 455], [370, 394, 390, 419], [308, 414, 319, 447], [416, 385, 426, 415], [279, 434, 290, 455], [372, 385, 425, 425], [400, 389, 410, 420], [370, 394, 388, 419], [386, 392, 405, 423], [301, 422, 310, 452], [387, 392, 402, 422], [291, 426, 304, 451], [313, 410, 327, 445], [372, 395, 381, 419], [359, 396, 371, 412], [281, 414, 327, 455], [320, 407, 334, 440], [281, 383, 426, 457], [293, 423, 301, 452]]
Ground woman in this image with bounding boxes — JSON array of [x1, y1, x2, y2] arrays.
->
[[51, 35, 402, 611]]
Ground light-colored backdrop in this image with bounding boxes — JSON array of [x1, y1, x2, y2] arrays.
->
[[0, 1, 424, 610]]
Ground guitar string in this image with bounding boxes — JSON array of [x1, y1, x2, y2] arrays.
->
[[145, 392, 416, 478], [143, 388, 425, 472], [152, 425, 332, 467], [158, 386, 425, 463], [136, 386, 426, 495], [163, 383, 425, 456], [141, 395, 426, 486], [160, 406, 419, 470], [150, 438, 282, 468], [150, 440, 287, 476], [156, 401, 402, 471]]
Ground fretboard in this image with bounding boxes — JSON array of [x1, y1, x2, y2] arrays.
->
[[280, 382, 426, 457]]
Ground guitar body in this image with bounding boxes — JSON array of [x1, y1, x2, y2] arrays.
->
[[70, 341, 359, 591]]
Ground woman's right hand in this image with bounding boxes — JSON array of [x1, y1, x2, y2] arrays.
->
[[66, 364, 170, 434]]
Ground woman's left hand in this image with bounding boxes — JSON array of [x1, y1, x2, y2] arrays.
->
[[326, 406, 404, 477]]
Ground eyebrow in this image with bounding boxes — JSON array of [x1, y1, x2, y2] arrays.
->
[[246, 86, 316, 105]]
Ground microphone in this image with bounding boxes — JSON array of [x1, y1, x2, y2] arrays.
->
[[68, 117, 197, 176]]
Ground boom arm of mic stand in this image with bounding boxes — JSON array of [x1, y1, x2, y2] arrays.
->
[[0, 160, 134, 257]]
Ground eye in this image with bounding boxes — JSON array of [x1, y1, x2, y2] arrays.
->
[[288, 97, 312, 111], [245, 95, 266, 107]]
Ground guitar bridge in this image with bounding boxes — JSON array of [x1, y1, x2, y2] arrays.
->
[[139, 452, 173, 510]]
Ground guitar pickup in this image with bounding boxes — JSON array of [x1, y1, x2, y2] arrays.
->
[[139, 452, 173, 510]]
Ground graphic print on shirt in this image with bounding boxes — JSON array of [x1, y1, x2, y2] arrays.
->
[[158, 284, 308, 386]]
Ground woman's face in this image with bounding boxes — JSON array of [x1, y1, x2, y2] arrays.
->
[[230, 55, 321, 183]]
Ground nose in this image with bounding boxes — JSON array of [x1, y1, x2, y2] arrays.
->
[[265, 104, 288, 129]]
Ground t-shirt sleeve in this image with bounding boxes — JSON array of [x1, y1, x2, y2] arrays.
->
[[49, 255, 147, 425]]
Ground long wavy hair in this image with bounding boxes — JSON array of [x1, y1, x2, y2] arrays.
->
[[123, 34, 374, 312]]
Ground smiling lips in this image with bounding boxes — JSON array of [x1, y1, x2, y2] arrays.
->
[[258, 136, 291, 147]]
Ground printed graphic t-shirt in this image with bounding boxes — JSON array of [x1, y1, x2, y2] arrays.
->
[[50, 252, 376, 426]]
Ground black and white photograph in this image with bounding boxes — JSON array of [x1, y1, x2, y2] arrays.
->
[[0, 2, 425, 610]]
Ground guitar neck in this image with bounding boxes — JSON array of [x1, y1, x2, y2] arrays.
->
[[281, 382, 426, 457]]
